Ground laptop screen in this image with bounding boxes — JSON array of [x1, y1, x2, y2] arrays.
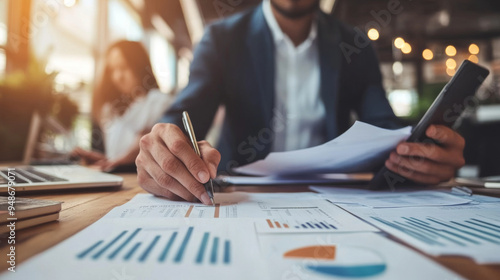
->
[[0, 112, 40, 164]]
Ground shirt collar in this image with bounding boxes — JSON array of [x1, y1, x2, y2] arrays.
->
[[262, 0, 317, 45]]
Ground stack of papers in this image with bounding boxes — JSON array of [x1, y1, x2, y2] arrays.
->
[[3, 192, 463, 280], [311, 187, 473, 208], [312, 186, 500, 263], [234, 121, 411, 176]]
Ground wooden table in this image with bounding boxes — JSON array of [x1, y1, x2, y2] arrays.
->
[[1, 173, 499, 279]]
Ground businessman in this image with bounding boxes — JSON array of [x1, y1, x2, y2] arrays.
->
[[135, 0, 465, 204]]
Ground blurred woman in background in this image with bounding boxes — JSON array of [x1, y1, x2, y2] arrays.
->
[[73, 40, 172, 171]]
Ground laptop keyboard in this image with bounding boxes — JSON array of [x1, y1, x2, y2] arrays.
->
[[0, 167, 68, 186]]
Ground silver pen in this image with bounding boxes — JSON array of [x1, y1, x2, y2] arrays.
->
[[182, 111, 215, 205]]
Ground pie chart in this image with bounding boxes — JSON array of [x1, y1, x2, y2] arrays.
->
[[283, 245, 386, 278]]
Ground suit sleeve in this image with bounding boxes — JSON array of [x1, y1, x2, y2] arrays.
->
[[354, 43, 401, 129], [160, 25, 224, 139]]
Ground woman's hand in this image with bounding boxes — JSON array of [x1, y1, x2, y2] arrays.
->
[[71, 147, 107, 165]]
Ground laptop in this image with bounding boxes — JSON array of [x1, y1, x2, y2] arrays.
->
[[0, 113, 123, 192]]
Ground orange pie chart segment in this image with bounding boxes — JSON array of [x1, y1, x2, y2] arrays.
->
[[283, 245, 336, 260]]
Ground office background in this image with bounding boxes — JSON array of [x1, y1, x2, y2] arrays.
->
[[0, 0, 499, 175]]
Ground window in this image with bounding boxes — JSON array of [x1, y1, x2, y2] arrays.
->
[[0, 0, 7, 76], [381, 62, 418, 117], [149, 31, 176, 93], [108, 0, 143, 42], [29, 0, 98, 150], [30, 0, 98, 113]]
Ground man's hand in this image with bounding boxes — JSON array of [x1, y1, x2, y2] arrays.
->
[[385, 125, 465, 185], [135, 123, 221, 205]]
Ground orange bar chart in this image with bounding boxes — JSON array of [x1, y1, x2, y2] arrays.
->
[[266, 219, 289, 229], [214, 204, 220, 218], [185, 206, 194, 218]]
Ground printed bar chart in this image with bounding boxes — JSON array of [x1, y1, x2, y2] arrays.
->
[[76, 226, 232, 265], [159, 232, 178, 262], [262, 218, 338, 231], [253, 200, 379, 233], [108, 228, 142, 260], [371, 216, 500, 247]]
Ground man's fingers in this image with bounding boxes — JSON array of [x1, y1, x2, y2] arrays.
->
[[395, 142, 464, 167], [385, 159, 443, 185], [148, 143, 209, 204], [142, 159, 200, 202], [426, 125, 465, 149], [155, 124, 211, 183], [388, 152, 455, 180], [136, 167, 183, 201], [199, 140, 221, 178]]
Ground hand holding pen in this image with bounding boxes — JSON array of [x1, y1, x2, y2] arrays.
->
[[135, 113, 221, 205], [182, 111, 216, 205]]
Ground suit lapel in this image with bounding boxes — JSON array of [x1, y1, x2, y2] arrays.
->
[[245, 8, 341, 141], [246, 6, 275, 128], [317, 13, 341, 140]]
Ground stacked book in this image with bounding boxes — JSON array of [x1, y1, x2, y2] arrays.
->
[[0, 197, 62, 233]]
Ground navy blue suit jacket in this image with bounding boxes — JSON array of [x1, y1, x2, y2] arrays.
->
[[161, 5, 400, 172]]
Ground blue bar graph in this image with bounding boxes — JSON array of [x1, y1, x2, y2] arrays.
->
[[174, 227, 194, 263], [92, 230, 127, 260], [371, 216, 500, 247], [77, 240, 103, 259], [223, 240, 231, 264], [471, 218, 500, 229], [109, 228, 142, 260], [124, 242, 141, 261], [210, 237, 219, 264], [76, 226, 232, 265], [139, 235, 161, 262], [196, 233, 210, 264], [467, 220, 498, 232], [158, 232, 178, 262], [295, 221, 337, 230]]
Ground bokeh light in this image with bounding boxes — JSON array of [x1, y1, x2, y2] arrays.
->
[[422, 49, 433, 60]]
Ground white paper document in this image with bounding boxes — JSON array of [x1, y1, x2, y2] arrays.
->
[[5, 219, 265, 280], [4, 192, 468, 280], [3, 193, 376, 280], [311, 186, 473, 208], [339, 199, 500, 264], [234, 121, 411, 176], [106, 193, 378, 233], [216, 173, 373, 186], [258, 232, 464, 280]]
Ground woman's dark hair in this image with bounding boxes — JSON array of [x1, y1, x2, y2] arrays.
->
[[92, 40, 159, 122]]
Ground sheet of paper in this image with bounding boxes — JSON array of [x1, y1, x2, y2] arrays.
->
[[234, 121, 411, 176], [258, 232, 464, 280], [338, 199, 500, 264], [106, 193, 378, 233], [4, 219, 266, 280], [5, 192, 464, 279], [216, 173, 373, 186], [311, 186, 473, 208]]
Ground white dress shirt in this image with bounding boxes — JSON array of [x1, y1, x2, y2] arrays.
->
[[262, 0, 326, 152], [102, 89, 172, 160]]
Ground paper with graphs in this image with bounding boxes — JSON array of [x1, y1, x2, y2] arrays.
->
[[338, 198, 500, 264], [311, 187, 473, 208], [2, 192, 468, 280]]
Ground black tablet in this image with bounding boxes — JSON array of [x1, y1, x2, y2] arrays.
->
[[370, 60, 490, 189]]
